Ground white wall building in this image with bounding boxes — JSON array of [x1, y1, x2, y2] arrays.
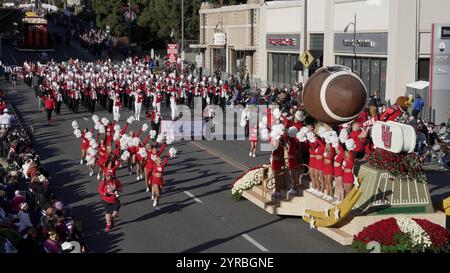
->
[[194, 0, 450, 122], [324, 0, 450, 123], [259, 0, 326, 86]]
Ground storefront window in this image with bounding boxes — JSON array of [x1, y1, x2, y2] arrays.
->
[[336, 56, 387, 100], [268, 53, 299, 86], [380, 60, 387, 100], [310, 34, 324, 51], [361, 58, 371, 91], [418, 58, 430, 81], [213, 48, 226, 72], [236, 50, 246, 75], [370, 59, 380, 95]]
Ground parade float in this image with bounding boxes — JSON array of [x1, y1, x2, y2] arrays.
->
[[20, 11, 49, 50], [232, 65, 448, 249]]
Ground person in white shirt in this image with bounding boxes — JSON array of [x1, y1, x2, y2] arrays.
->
[[133, 89, 144, 121], [3, 64, 11, 81], [0, 109, 13, 129], [170, 93, 178, 120], [15, 203, 34, 234]]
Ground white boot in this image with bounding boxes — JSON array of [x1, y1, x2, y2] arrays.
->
[[152, 199, 157, 207], [97, 173, 100, 180], [80, 159, 83, 165], [146, 187, 149, 192]]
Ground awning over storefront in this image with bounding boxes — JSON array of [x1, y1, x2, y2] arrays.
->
[[406, 81, 429, 90], [234, 46, 257, 51], [208, 44, 226, 49], [189, 44, 208, 49]]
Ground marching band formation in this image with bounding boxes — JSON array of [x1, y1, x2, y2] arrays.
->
[[21, 56, 239, 126]]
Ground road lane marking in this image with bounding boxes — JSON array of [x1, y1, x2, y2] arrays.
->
[[241, 233, 269, 252], [191, 141, 247, 171], [82, 117, 89, 121], [183, 191, 204, 204]]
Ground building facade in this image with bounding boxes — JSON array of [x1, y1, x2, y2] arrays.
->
[[259, 0, 325, 87], [192, 0, 261, 80], [192, 0, 449, 123], [324, 0, 450, 123]]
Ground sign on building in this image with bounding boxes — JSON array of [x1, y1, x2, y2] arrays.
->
[[430, 23, 450, 124], [195, 54, 203, 68], [266, 34, 301, 52], [167, 44, 178, 62], [213, 32, 227, 46], [334, 32, 388, 55]]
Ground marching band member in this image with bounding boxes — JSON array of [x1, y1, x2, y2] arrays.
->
[[170, 93, 177, 121], [112, 94, 122, 122], [133, 89, 144, 121], [55, 91, 63, 115]]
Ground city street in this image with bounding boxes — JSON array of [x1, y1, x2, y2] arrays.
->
[[1, 26, 353, 253], [2, 19, 449, 254]]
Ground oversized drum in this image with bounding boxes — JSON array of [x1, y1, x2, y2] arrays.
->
[[303, 66, 368, 125]]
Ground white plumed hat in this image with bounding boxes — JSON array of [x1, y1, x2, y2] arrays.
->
[[169, 147, 177, 158], [101, 117, 109, 126], [288, 126, 299, 138], [71, 121, 79, 130]]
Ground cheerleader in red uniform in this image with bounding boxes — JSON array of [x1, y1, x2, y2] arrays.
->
[[144, 142, 166, 196], [80, 128, 94, 165], [149, 155, 170, 210], [249, 124, 258, 158], [333, 140, 345, 204], [102, 158, 122, 179], [126, 129, 142, 176], [135, 132, 151, 181], [286, 127, 300, 196], [322, 131, 337, 202], [306, 131, 318, 194], [96, 143, 110, 180], [270, 138, 284, 200], [87, 132, 101, 176], [314, 134, 326, 196], [343, 139, 356, 196], [104, 121, 116, 146]]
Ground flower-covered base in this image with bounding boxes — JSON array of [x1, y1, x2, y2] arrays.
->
[[352, 217, 450, 253], [231, 166, 268, 200]]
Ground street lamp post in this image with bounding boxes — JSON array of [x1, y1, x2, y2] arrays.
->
[[181, 0, 184, 53], [303, 0, 308, 82], [128, 0, 132, 46], [344, 14, 357, 72]]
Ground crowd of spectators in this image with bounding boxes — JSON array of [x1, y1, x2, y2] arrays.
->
[[0, 87, 88, 253]]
